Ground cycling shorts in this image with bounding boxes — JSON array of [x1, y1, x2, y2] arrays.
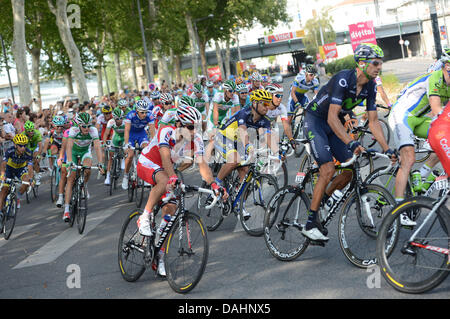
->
[[5, 166, 28, 181], [129, 131, 149, 149], [213, 133, 245, 163], [289, 93, 309, 116], [71, 148, 92, 168], [388, 108, 431, 150], [428, 109, 450, 175], [112, 134, 124, 148], [303, 111, 353, 166]]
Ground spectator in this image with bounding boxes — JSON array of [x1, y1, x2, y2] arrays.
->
[[14, 108, 27, 133]]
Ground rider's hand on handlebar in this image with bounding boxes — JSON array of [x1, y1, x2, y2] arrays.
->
[[384, 148, 398, 164], [348, 140, 365, 155], [211, 182, 228, 200]]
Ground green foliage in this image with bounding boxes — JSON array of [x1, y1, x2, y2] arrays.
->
[[303, 7, 336, 57], [325, 55, 356, 75]]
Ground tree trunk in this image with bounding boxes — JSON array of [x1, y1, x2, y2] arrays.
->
[[64, 71, 74, 94], [96, 65, 103, 98], [48, 0, 89, 102], [129, 50, 139, 90], [185, 13, 198, 80], [169, 47, 174, 85], [199, 40, 208, 77], [11, 0, 32, 105], [114, 50, 123, 93], [174, 54, 182, 85], [225, 39, 231, 79], [30, 47, 41, 111], [147, 0, 158, 83], [214, 40, 225, 82]]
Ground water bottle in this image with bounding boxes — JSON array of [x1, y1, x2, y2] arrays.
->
[[422, 170, 439, 191], [324, 190, 344, 211], [411, 170, 422, 192]]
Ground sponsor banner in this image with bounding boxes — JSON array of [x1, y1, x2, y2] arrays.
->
[[348, 20, 377, 51], [207, 66, 222, 82], [323, 42, 338, 59], [264, 30, 305, 44]]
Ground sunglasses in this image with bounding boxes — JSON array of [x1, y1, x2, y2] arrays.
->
[[369, 60, 383, 67], [16, 144, 26, 148], [185, 125, 195, 130], [164, 102, 172, 105], [239, 91, 248, 94], [137, 111, 148, 114], [227, 89, 235, 93], [80, 124, 90, 129], [258, 101, 271, 108], [274, 94, 283, 99]]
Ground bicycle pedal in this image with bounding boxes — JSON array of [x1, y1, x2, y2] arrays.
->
[[310, 240, 326, 247]]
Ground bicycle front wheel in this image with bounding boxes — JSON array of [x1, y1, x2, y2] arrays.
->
[[165, 211, 208, 294], [3, 196, 17, 240], [239, 174, 279, 237], [118, 210, 147, 282], [377, 197, 450, 294], [264, 186, 311, 261], [77, 184, 88, 234], [338, 184, 397, 268], [197, 181, 224, 231]]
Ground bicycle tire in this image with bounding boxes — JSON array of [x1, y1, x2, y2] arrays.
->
[[362, 119, 390, 148], [264, 185, 311, 261], [127, 175, 135, 203], [69, 190, 76, 228], [135, 175, 144, 208], [239, 173, 279, 237], [197, 181, 224, 231], [376, 197, 450, 294], [298, 153, 318, 199], [415, 139, 431, 163], [3, 196, 17, 240], [165, 211, 209, 294], [77, 184, 88, 234], [109, 158, 116, 196], [338, 183, 398, 268], [118, 210, 147, 282], [50, 168, 57, 202]]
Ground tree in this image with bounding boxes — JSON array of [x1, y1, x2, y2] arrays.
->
[[303, 7, 336, 57], [11, 0, 32, 105]]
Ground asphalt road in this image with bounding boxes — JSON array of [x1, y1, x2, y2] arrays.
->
[[0, 71, 448, 301]]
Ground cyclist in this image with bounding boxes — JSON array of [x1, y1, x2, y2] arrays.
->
[[288, 64, 320, 124], [23, 121, 43, 186], [209, 80, 240, 131], [96, 102, 114, 141], [214, 89, 273, 219], [428, 101, 450, 175], [122, 100, 154, 190], [43, 115, 66, 170], [389, 55, 450, 225], [189, 83, 210, 132], [237, 83, 251, 110], [205, 81, 217, 105], [153, 93, 177, 128], [247, 72, 264, 93], [302, 43, 395, 241], [55, 122, 71, 208], [63, 112, 104, 222], [118, 99, 133, 117], [103, 108, 125, 186], [136, 104, 227, 276], [0, 134, 34, 222]]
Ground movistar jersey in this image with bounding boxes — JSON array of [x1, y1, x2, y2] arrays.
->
[[306, 69, 377, 120]]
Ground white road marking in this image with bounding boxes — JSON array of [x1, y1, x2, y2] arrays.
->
[[0, 223, 39, 248]]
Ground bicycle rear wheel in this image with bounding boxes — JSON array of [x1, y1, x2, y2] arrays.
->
[[264, 186, 311, 261], [3, 196, 17, 240], [135, 175, 145, 208], [239, 174, 279, 237], [77, 184, 88, 234], [165, 211, 208, 294], [338, 184, 397, 268], [377, 197, 450, 294], [50, 168, 57, 202], [118, 210, 147, 282], [197, 181, 224, 231]]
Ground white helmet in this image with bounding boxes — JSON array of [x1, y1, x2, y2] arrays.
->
[[135, 100, 150, 112], [176, 105, 202, 125]]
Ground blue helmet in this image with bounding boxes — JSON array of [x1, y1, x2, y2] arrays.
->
[[135, 100, 150, 112]]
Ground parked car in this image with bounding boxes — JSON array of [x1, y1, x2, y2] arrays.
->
[[271, 73, 283, 83]]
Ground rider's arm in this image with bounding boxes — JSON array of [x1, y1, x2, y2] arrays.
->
[[93, 138, 104, 165], [290, 86, 298, 104], [66, 138, 74, 164], [429, 96, 443, 117], [328, 104, 353, 145], [123, 122, 131, 146], [159, 146, 176, 178], [198, 158, 214, 185], [377, 85, 391, 107], [213, 102, 219, 127], [281, 119, 293, 140], [102, 127, 111, 144]]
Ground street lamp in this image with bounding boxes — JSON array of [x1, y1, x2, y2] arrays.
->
[[193, 14, 214, 78]]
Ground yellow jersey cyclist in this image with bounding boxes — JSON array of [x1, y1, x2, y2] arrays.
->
[[214, 89, 273, 220], [63, 112, 105, 222], [0, 134, 34, 226], [23, 121, 43, 186], [302, 43, 395, 241], [388, 53, 450, 225]]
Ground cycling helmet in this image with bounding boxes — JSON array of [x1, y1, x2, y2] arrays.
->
[[74, 112, 92, 126], [24, 120, 35, 131], [179, 96, 196, 108], [354, 43, 384, 62], [250, 89, 272, 102], [177, 105, 202, 125], [13, 134, 28, 146], [135, 100, 149, 112], [265, 83, 283, 94], [206, 81, 214, 88], [223, 80, 237, 92], [150, 91, 161, 100], [52, 115, 66, 126], [160, 93, 174, 104], [100, 102, 112, 113], [237, 83, 249, 93], [193, 83, 203, 94], [251, 71, 262, 81], [112, 107, 124, 119], [118, 99, 129, 107], [305, 64, 317, 75]]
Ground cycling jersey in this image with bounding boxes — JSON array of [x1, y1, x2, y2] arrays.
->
[[25, 129, 43, 152], [306, 69, 377, 120], [247, 84, 264, 93], [189, 92, 210, 114], [266, 103, 288, 122], [49, 129, 64, 147], [3, 146, 33, 180], [428, 104, 450, 175], [208, 91, 240, 129], [106, 119, 125, 147], [158, 108, 177, 127], [291, 73, 320, 95], [124, 110, 154, 148], [218, 107, 271, 141], [97, 113, 113, 140], [205, 88, 218, 102], [68, 126, 99, 163]]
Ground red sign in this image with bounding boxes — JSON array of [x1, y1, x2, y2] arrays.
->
[[207, 66, 222, 82], [323, 42, 338, 59], [348, 21, 377, 51]]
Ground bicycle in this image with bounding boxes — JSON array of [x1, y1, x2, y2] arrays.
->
[[376, 175, 450, 294], [198, 150, 279, 236], [118, 182, 218, 294], [106, 143, 125, 196], [25, 175, 39, 204], [126, 143, 147, 208], [264, 152, 397, 268], [48, 154, 61, 203], [67, 164, 101, 234], [0, 178, 30, 240], [255, 139, 289, 187]]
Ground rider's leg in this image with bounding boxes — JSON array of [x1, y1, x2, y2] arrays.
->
[[394, 145, 415, 200]]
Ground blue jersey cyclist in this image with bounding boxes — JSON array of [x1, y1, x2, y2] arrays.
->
[[288, 65, 320, 120], [301, 43, 395, 242], [122, 100, 155, 190]]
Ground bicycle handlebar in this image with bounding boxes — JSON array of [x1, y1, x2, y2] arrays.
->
[[161, 183, 219, 210]]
